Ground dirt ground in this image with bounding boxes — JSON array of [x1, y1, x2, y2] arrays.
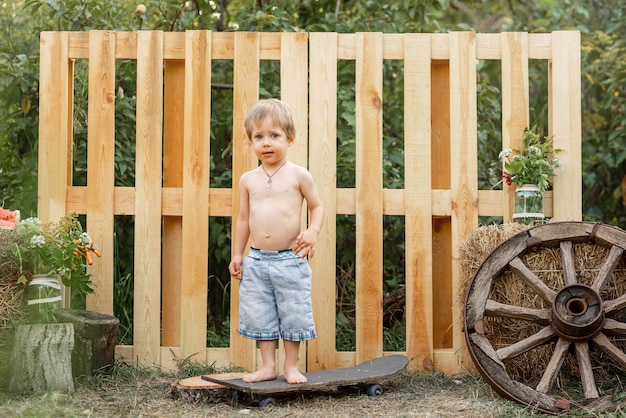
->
[[0, 369, 566, 418]]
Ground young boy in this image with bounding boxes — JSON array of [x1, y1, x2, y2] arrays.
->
[[229, 99, 324, 384]]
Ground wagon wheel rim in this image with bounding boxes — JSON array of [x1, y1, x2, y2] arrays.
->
[[464, 222, 626, 414]]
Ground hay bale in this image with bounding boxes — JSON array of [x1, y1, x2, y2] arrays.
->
[[459, 223, 626, 384], [0, 228, 21, 280], [0, 228, 28, 387], [459, 223, 529, 295], [0, 227, 26, 334]]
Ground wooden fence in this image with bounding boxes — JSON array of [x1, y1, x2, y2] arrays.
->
[[37, 30, 581, 375]]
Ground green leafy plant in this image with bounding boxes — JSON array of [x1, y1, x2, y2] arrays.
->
[[499, 127, 563, 193], [12, 212, 99, 295]]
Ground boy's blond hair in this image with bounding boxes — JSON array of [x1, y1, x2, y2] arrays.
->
[[244, 99, 296, 141]]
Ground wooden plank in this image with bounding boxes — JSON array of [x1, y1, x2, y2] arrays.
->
[[550, 31, 582, 221], [355, 32, 384, 363], [276, 31, 309, 374], [38, 32, 72, 307], [280, 32, 309, 167], [307, 32, 338, 372], [65, 31, 555, 61], [38, 32, 70, 223], [404, 34, 434, 371], [501, 32, 529, 222], [230, 31, 261, 372], [133, 31, 163, 365], [449, 31, 478, 373], [431, 59, 452, 351], [179, 30, 211, 360], [86, 31, 116, 315], [162, 60, 185, 347]]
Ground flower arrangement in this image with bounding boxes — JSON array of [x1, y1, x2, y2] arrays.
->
[[12, 212, 100, 295], [499, 127, 563, 194]]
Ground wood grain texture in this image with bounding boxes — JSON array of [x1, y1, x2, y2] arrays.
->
[[86, 30, 116, 314], [133, 31, 163, 365], [355, 32, 383, 364]]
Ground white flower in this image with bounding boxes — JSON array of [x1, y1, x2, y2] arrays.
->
[[30, 235, 46, 248], [553, 158, 563, 169], [498, 148, 512, 160], [527, 145, 542, 158], [22, 217, 42, 226], [16, 217, 43, 236], [79, 232, 93, 246]]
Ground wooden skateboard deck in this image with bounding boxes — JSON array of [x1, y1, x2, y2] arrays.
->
[[201, 354, 408, 395]]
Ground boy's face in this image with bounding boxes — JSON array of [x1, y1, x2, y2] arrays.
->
[[250, 116, 294, 165]]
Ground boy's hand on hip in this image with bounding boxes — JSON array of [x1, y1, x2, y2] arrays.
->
[[294, 230, 317, 258], [229, 258, 242, 280]]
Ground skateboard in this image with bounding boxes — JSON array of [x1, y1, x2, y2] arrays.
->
[[201, 354, 409, 407]]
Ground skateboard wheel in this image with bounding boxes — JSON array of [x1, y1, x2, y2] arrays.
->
[[259, 397, 276, 408], [367, 384, 384, 397]]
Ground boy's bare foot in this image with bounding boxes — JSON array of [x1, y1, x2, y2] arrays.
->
[[242, 367, 277, 383], [284, 367, 307, 384]]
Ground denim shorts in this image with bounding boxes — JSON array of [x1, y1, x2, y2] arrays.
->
[[238, 247, 317, 342]]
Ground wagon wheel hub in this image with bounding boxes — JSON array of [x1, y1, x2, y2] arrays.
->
[[551, 284, 604, 341]]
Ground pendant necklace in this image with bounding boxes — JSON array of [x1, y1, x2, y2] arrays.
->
[[261, 160, 287, 188]]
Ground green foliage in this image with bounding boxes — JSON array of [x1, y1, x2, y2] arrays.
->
[[12, 213, 97, 295], [0, 1, 40, 216]]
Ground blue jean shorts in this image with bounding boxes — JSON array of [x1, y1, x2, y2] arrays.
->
[[238, 247, 317, 342]]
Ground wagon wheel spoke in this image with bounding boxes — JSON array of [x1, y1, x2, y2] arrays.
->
[[591, 245, 624, 292], [574, 342, 599, 399], [509, 257, 557, 304], [496, 326, 556, 361], [591, 332, 626, 369], [485, 299, 550, 325], [604, 293, 626, 315], [560, 241, 577, 285], [601, 318, 626, 336], [536, 337, 570, 394]]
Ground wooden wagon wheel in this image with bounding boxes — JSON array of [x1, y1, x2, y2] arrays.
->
[[464, 222, 626, 414]]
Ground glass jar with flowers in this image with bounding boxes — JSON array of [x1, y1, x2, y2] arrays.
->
[[11, 213, 100, 323], [499, 127, 563, 225]]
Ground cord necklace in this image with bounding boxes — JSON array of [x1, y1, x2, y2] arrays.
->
[[260, 160, 287, 188]]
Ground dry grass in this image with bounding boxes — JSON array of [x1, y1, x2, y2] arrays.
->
[[0, 366, 553, 417]]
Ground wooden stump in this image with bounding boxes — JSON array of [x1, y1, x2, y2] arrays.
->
[[55, 309, 120, 376], [9, 323, 75, 393]]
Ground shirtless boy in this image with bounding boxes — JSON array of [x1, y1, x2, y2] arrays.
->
[[229, 99, 324, 384]]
